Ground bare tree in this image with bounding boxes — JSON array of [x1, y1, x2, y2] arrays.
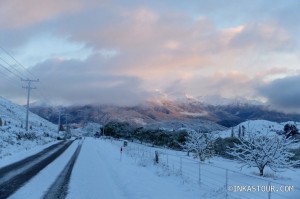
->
[[227, 133, 300, 176], [183, 130, 215, 161]]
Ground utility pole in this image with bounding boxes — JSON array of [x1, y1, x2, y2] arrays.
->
[[65, 112, 68, 130], [65, 112, 70, 138], [21, 78, 39, 131], [58, 109, 61, 133]]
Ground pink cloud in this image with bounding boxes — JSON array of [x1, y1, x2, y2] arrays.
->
[[0, 0, 94, 29], [228, 21, 293, 51], [1, 0, 299, 106]]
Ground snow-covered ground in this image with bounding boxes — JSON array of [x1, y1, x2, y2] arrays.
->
[[0, 140, 60, 168], [10, 140, 79, 199], [7, 138, 205, 199], [67, 138, 206, 199], [112, 139, 300, 199], [0, 96, 58, 159], [2, 137, 300, 199]]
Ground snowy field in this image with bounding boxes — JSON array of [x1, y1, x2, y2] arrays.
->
[[1, 137, 299, 199], [111, 139, 300, 199]]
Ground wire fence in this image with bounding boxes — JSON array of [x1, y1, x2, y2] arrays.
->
[[113, 139, 300, 199]]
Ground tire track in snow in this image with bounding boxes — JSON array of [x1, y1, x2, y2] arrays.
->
[[0, 141, 74, 198], [43, 141, 83, 199], [0, 141, 65, 184]]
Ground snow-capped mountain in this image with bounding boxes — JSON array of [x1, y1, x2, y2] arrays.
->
[[30, 100, 227, 132], [0, 96, 58, 158], [30, 96, 300, 133]]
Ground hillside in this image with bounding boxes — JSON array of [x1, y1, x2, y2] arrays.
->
[[30, 101, 226, 132], [216, 119, 300, 139], [0, 96, 58, 158]]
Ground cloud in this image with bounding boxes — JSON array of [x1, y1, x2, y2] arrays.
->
[[257, 75, 300, 111], [0, 0, 90, 29], [0, 0, 99, 49], [1, 0, 300, 108], [29, 57, 150, 106], [13, 33, 95, 67], [228, 21, 293, 52], [145, 70, 263, 102]]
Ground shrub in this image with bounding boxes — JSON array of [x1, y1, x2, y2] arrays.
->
[[214, 137, 240, 159]]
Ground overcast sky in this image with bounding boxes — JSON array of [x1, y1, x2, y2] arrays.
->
[[0, 0, 300, 111]]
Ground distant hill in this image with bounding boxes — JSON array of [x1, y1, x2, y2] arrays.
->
[[216, 119, 300, 138]]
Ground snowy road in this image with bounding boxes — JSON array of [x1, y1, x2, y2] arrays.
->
[[0, 141, 73, 198], [0, 141, 65, 185], [43, 141, 82, 199], [67, 138, 202, 199], [4, 138, 204, 199]]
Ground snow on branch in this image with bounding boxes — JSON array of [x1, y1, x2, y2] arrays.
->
[[227, 132, 300, 176], [182, 130, 216, 161]]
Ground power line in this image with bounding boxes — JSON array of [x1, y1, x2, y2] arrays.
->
[[29, 78, 52, 105], [0, 44, 48, 105], [0, 63, 23, 96], [0, 44, 52, 106], [0, 56, 26, 79], [0, 46, 37, 79], [0, 62, 23, 79], [0, 69, 13, 81]]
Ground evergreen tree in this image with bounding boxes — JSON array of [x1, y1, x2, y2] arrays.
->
[[231, 127, 234, 137], [284, 124, 299, 138], [0, 118, 2, 126]]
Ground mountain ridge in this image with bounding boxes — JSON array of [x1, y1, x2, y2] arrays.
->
[[30, 98, 300, 131]]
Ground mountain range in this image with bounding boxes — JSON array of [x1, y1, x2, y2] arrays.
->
[[29, 97, 300, 131]]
